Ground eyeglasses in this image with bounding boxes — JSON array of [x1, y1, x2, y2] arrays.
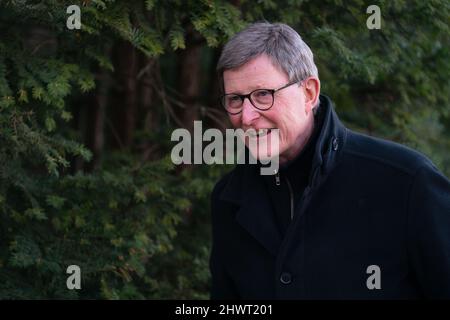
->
[[220, 81, 301, 115]]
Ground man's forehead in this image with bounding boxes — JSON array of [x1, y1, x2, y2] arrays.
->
[[223, 55, 288, 93], [223, 73, 270, 93]]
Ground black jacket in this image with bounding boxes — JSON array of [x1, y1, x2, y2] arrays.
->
[[210, 95, 450, 299]]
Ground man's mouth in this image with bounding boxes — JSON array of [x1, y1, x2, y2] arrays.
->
[[247, 128, 275, 138]]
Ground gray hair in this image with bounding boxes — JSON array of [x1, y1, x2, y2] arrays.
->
[[217, 22, 319, 88]]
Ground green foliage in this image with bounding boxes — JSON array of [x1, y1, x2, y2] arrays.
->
[[0, 0, 449, 299]]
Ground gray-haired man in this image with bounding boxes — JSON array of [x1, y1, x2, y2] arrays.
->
[[210, 22, 450, 299]]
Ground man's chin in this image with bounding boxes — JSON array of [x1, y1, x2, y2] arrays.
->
[[247, 145, 280, 163], [242, 128, 281, 164]]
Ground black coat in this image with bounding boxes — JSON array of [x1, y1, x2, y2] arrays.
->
[[209, 95, 450, 299]]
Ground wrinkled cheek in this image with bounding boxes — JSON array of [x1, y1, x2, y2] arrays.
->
[[260, 132, 279, 160], [278, 131, 288, 152]]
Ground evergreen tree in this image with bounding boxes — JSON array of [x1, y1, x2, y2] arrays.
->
[[0, 0, 448, 298]]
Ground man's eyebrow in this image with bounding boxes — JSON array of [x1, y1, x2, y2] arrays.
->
[[226, 83, 271, 94]]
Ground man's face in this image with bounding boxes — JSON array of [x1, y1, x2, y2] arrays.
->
[[223, 54, 315, 163]]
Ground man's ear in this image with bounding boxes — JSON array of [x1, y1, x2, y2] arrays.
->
[[303, 77, 320, 115]]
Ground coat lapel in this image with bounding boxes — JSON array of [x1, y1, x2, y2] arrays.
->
[[219, 164, 282, 257]]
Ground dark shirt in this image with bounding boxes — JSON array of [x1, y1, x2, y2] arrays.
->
[[262, 106, 324, 237]]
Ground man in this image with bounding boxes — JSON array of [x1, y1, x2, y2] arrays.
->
[[209, 22, 450, 299]]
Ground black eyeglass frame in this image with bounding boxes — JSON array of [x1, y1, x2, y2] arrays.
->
[[220, 80, 302, 115]]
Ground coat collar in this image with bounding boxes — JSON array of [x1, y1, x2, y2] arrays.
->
[[218, 94, 348, 256]]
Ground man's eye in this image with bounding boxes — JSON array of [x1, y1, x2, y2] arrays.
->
[[255, 90, 271, 97], [227, 96, 242, 105]]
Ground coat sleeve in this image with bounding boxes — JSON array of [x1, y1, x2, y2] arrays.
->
[[209, 179, 240, 300], [407, 163, 450, 298]]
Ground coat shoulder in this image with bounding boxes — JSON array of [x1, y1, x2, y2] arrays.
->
[[211, 165, 243, 208], [343, 129, 436, 176], [211, 169, 235, 202]]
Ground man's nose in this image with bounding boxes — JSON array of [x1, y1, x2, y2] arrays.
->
[[241, 97, 260, 126]]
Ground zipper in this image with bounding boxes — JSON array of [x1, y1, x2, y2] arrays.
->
[[285, 177, 295, 220], [274, 170, 281, 186], [275, 170, 295, 220]]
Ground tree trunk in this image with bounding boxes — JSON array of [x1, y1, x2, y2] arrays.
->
[[138, 54, 159, 162], [110, 41, 138, 150], [84, 71, 108, 171], [177, 38, 202, 131]]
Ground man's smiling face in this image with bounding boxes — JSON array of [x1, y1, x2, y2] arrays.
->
[[223, 54, 316, 164]]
